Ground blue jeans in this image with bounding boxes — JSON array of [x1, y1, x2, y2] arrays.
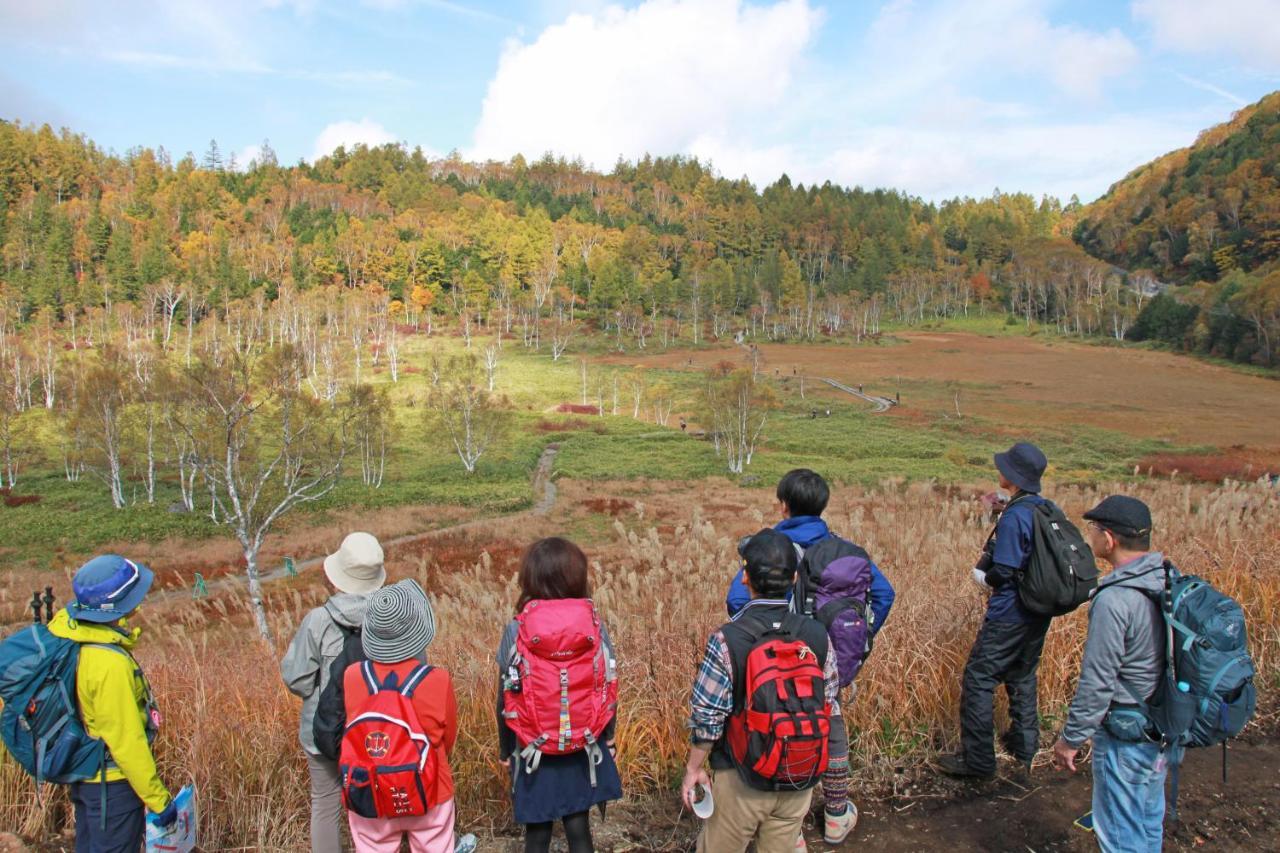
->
[[1092, 733, 1168, 853], [71, 780, 144, 853]]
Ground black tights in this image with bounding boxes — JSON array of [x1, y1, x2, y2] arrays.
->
[[524, 810, 593, 853]]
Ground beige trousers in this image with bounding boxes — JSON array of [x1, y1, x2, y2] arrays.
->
[[307, 752, 346, 853], [695, 767, 813, 853]]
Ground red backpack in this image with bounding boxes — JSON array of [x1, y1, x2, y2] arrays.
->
[[339, 661, 440, 819], [724, 613, 832, 791], [501, 599, 618, 784]]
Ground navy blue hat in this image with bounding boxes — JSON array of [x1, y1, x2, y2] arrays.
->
[[67, 555, 154, 623], [994, 442, 1047, 494], [1084, 495, 1152, 538]]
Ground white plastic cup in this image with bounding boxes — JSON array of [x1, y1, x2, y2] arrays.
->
[[691, 782, 714, 819]]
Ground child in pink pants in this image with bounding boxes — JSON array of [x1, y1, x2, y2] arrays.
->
[[348, 799, 456, 853]]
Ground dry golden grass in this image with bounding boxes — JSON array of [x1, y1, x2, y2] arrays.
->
[[1, 479, 1276, 849]]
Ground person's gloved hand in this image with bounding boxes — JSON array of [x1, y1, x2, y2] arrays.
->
[[971, 567, 990, 589], [151, 798, 178, 829]]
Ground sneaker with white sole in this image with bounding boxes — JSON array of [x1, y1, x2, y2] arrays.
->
[[794, 832, 807, 851], [823, 802, 858, 845]]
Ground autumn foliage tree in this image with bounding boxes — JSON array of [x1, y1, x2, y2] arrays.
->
[[177, 345, 361, 640], [701, 367, 777, 474], [427, 354, 510, 475]]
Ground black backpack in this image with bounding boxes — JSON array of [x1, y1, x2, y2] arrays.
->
[[313, 624, 364, 761], [1013, 498, 1099, 616]]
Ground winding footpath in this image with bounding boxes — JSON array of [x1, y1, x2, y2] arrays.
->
[[820, 377, 895, 413]]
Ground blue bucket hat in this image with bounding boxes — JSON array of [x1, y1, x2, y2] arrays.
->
[[67, 555, 155, 623], [993, 442, 1047, 494]]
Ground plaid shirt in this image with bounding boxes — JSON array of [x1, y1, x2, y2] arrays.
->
[[687, 599, 841, 745]]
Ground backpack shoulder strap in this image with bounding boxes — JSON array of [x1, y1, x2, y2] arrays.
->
[[359, 660, 380, 695], [83, 642, 133, 660], [398, 664, 434, 698]]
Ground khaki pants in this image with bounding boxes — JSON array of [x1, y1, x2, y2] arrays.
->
[[696, 768, 813, 853], [307, 752, 345, 853]]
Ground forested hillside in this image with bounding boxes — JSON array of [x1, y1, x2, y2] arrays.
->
[[0, 105, 1276, 363], [0, 119, 1124, 342], [1074, 92, 1280, 365]]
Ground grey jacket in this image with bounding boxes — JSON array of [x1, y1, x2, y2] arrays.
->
[[1061, 551, 1168, 746], [281, 593, 370, 755]]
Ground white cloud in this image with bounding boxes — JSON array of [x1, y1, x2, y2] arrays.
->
[[234, 144, 264, 171], [812, 115, 1211, 202], [312, 119, 399, 160], [1133, 0, 1280, 69], [864, 0, 1139, 102], [470, 0, 822, 166]]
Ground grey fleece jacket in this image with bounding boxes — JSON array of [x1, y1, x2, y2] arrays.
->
[[280, 593, 370, 755], [1061, 551, 1168, 746]]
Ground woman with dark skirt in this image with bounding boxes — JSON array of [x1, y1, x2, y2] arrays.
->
[[497, 537, 622, 853]]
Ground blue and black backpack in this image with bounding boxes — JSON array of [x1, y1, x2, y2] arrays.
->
[[0, 621, 122, 785], [1109, 560, 1256, 817]]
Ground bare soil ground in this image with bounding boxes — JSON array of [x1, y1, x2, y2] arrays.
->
[[600, 332, 1280, 457], [476, 732, 1280, 852]]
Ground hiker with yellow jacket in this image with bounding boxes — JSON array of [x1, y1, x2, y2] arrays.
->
[[48, 555, 176, 852]]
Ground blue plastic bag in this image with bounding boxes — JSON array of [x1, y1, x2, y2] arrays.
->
[[145, 784, 197, 853]]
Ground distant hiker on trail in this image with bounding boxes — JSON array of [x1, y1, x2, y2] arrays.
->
[[941, 442, 1051, 779], [340, 580, 462, 852], [724, 469, 895, 846], [281, 531, 386, 853], [1052, 497, 1171, 850], [0, 555, 176, 851], [498, 538, 621, 853], [1053, 496, 1256, 852], [683, 529, 837, 852]]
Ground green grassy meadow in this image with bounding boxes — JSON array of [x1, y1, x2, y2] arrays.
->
[[0, 330, 1199, 568]]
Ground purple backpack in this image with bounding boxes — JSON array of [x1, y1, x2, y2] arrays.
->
[[795, 537, 874, 687]]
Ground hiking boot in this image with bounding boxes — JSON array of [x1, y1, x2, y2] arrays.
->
[[824, 802, 858, 845], [936, 753, 995, 780]]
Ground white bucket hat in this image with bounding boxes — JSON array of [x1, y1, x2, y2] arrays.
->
[[323, 532, 386, 596]]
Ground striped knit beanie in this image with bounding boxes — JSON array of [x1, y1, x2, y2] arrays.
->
[[361, 579, 436, 663]]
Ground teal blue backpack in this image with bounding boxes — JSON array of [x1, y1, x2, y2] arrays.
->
[[0, 622, 117, 785], [1111, 560, 1256, 818]]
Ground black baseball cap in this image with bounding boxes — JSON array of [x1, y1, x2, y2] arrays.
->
[[1083, 495, 1152, 537], [738, 528, 798, 573]]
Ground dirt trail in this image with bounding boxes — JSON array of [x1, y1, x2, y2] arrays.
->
[[820, 735, 1280, 852]]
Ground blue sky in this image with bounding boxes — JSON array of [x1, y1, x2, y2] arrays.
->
[[2, 0, 1278, 202]]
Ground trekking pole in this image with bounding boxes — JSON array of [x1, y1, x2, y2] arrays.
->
[[30, 591, 42, 624], [43, 586, 54, 623]]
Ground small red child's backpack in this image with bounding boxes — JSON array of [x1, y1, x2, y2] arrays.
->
[[501, 599, 618, 785], [724, 614, 831, 791], [339, 661, 439, 819]]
